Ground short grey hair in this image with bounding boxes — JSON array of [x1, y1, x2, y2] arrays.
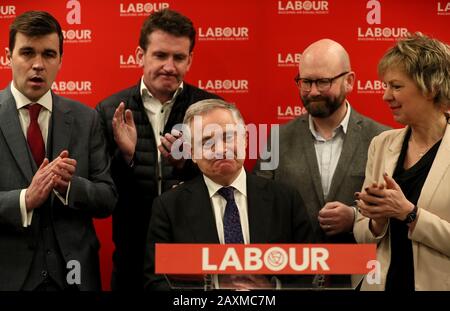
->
[[183, 99, 245, 126]]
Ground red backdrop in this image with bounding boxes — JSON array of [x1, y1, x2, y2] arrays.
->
[[1, 0, 449, 290]]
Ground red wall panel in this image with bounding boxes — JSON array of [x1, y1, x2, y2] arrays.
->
[[1, 0, 449, 290]]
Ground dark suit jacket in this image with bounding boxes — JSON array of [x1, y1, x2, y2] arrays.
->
[[254, 109, 390, 243], [0, 86, 117, 291], [96, 81, 221, 290], [144, 173, 313, 290]]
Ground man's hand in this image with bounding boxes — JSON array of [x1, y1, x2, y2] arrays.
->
[[158, 129, 186, 169], [112, 102, 137, 164], [318, 201, 355, 236], [51, 150, 77, 196], [219, 274, 273, 290], [25, 158, 56, 211]]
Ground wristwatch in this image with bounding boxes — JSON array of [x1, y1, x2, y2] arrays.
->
[[403, 205, 418, 224]]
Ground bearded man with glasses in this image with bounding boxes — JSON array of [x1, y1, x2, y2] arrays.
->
[[255, 39, 389, 289]]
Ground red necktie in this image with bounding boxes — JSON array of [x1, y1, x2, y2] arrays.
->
[[27, 104, 45, 166]]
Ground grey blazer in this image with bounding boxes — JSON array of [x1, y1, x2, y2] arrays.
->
[[0, 86, 117, 290], [254, 108, 389, 243]]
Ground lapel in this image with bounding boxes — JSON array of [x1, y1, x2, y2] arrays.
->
[[326, 110, 363, 200], [385, 127, 407, 177], [182, 174, 274, 243], [49, 93, 73, 160], [418, 123, 450, 211], [184, 176, 220, 243], [298, 116, 325, 206], [246, 174, 272, 243], [0, 87, 34, 183]]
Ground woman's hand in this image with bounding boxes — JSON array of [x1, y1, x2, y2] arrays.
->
[[355, 173, 415, 234]]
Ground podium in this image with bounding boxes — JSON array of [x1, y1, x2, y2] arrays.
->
[[156, 243, 373, 290]]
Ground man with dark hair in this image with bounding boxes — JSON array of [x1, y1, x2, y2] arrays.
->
[[138, 9, 196, 53], [8, 11, 64, 57], [96, 8, 220, 291], [0, 11, 117, 291]]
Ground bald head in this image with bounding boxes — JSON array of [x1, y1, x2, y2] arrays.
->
[[299, 39, 351, 77], [297, 39, 354, 119]]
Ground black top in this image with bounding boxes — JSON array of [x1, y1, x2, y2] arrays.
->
[[385, 128, 442, 291]]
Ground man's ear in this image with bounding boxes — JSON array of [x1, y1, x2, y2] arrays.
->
[[186, 51, 193, 72], [345, 71, 355, 93], [5, 47, 12, 66], [135, 46, 144, 67], [244, 127, 248, 149]]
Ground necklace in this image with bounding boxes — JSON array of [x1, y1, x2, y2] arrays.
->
[[409, 136, 431, 158]]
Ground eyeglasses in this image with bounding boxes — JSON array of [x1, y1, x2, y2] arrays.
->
[[294, 71, 349, 92]]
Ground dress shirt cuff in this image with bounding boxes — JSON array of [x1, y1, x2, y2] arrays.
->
[[368, 218, 389, 239], [53, 181, 71, 205], [20, 189, 33, 227], [213, 274, 220, 289]]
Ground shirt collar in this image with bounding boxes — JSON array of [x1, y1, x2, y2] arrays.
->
[[308, 101, 351, 140], [11, 82, 53, 112], [139, 77, 183, 104], [203, 168, 247, 199]]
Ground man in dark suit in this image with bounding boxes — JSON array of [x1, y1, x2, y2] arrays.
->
[[0, 11, 117, 290], [96, 9, 221, 291], [144, 99, 313, 290], [254, 39, 389, 287]]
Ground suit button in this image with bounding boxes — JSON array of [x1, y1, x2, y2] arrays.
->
[[46, 250, 52, 255], [41, 270, 48, 278]]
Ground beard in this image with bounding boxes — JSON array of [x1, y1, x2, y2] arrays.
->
[[301, 92, 346, 118]]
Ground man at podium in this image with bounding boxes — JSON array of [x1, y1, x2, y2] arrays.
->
[[144, 99, 314, 290]]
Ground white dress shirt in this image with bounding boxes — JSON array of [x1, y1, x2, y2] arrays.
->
[[203, 168, 252, 288], [140, 77, 182, 194], [11, 82, 69, 227], [203, 169, 281, 289], [308, 102, 351, 198]]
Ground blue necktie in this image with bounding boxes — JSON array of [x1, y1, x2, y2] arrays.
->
[[218, 187, 244, 244]]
